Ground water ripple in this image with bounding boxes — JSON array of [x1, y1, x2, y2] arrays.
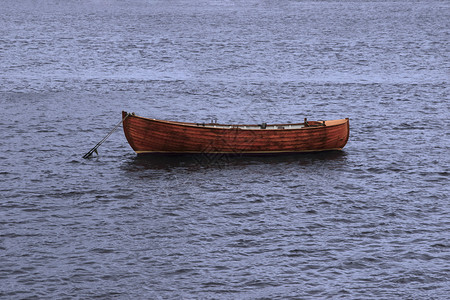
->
[[1, 0, 449, 299]]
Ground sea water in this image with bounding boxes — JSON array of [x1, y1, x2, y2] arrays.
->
[[0, 0, 449, 298]]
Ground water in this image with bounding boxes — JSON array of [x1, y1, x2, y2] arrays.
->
[[1, 0, 449, 298]]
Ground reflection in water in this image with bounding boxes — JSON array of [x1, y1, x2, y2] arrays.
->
[[122, 150, 348, 171]]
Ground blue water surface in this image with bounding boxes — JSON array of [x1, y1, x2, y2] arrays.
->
[[0, 0, 449, 298]]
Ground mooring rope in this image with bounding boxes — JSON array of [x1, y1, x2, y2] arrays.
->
[[82, 113, 130, 159]]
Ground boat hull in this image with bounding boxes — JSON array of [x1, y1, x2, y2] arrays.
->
[[122, 112, 349, 155]]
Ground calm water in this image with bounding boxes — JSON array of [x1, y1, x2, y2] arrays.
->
[[1, 0, 449, 298]]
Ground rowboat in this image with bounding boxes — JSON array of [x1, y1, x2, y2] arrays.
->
[[122, 111, 349, 155]]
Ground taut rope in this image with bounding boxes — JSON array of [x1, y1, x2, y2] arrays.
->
[[82, 113, 130, 159]]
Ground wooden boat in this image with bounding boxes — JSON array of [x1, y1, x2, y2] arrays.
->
[[122, 111, 349, 155]]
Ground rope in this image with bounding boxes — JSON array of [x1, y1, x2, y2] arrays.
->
[[82, 113, 130, 159]]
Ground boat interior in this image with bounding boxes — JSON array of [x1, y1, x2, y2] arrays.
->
[[126, 113, 344, 130], [194, 120, 326, 130]]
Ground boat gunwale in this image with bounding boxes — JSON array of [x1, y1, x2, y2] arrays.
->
[[124, 112, 349, 131]]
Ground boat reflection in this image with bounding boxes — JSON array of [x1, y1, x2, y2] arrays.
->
[[123, 150, 348, 171]]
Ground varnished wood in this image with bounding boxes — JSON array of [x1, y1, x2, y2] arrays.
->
[[122, 111, 349, 155]]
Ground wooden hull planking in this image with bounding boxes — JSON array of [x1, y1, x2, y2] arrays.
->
[[122, 111, 349, 155]]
